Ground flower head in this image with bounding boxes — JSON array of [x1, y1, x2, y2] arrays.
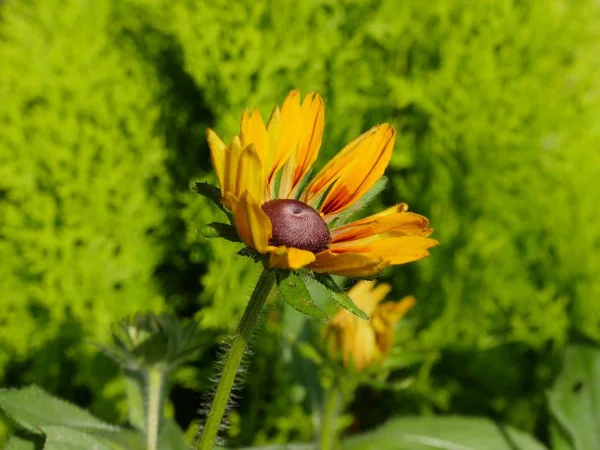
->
[[206, 90, 437, 277], [325, 281, 415, 371]]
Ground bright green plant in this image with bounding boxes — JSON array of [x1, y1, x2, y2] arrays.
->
[[0, 313, 207, 450], [0, 0, 170, 401], [2, 0, 600, 447]]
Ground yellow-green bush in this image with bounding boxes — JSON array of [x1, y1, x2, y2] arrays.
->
[[2, 0, 600, 444], [0, 0, 168, 394]]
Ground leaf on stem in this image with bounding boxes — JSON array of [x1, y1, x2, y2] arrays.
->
[[275, 271, 329, 320]]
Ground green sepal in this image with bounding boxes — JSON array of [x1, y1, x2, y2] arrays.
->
[[198, 222, 241, 243], [237, 247, 262, 262], [189, 181, 233, 223], [316, 274, 369, 320], [275, 270, 329, 320]]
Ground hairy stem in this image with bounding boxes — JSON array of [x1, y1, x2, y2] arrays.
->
[[319, 386, 342, 450], [146, 368, 164, 450], [196, 269, 275, 450]]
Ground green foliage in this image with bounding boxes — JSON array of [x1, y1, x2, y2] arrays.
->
[[0, 386, 117, 434], [548, 344, 600, 450], [343, 416, 547, 450], [0, 0, 170, 413], [0, 386, 144, 449], [2, 0, 600, 447]]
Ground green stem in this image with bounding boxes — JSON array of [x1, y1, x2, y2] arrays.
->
[[196, 269, 275, 450], [319, 386, 342, 450], [146, 368, 164, 450]]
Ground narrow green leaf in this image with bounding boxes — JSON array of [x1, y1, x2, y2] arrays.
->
[[4, 436, 38, 450], [296, 342, 324, 365], [329, 176, 388, 228], [342, 416, 547, 450], [189, 181, 221, 204], [0, 386, 118, 435], [189, 181, 232, 221], [157, 420, 187, 450], [198, 222, 240, 243], [237, 247, 262, 262], [219, 445, 315, 450], [547, 344, 600, 450], [316, 274, 368, 320], [124, 371, 145, 432], [41, 426, 113, 450], [276, 271, 329, 320]]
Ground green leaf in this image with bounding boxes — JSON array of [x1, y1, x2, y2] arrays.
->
[[123, 371, 145, 432], [0, 386, 118, 435], [548, 344, 600, 450], [41, 426, 113, 450], [342, 416, 547, 450], [189, 181, 231, 221], [275, 271, 329, 320], [157, 419, 187, 450], [4, 436, 39, 450], [198, 222, 241, 243], [237, 247, 263, 262], [316, 274, 368, 320], [218, 444, 315, 450]]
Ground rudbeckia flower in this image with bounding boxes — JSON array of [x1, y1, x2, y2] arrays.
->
[[206, 90, 437, 278], [326, 280, 415, 371]]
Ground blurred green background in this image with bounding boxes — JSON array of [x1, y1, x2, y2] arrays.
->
[[1, 0, 600, 447]]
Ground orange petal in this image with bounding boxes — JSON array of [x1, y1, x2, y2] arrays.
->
[[309, 250, 389, 277], [330, 205, 431, 243], [232, 192, 271, 253], [207, 129, 226, 192], [367, 236, 438, 265], [304, 124, 395, 217], [331, 236, 438, 264], [241, 107, 269, 165], [278, 93, 324, 198], [268, 246, 316, 270]]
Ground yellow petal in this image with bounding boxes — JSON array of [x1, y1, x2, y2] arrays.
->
[[223, 135, 242, 200], [234, 143, 266, 204], [241, 107, 269, 165], [207, 129, 227, 192], [371, 296, 416, 356], [268, 246, 316, 270], [232, 192, 271, 253], [347, 280, 391, 315], [309, 250, 389, 277], [349, 319, 378, 370], [304, 124, 395, 217]]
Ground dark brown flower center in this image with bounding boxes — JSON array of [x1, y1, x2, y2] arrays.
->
[[262, 199, 330, 253]]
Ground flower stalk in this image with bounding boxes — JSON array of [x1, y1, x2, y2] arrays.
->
[[146, 368, 164, 450], [196, 269, 276, 450], [319, 386, 342, 450]]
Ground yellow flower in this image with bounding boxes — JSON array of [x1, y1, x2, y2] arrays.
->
[[325, 281, 415, 371], [207, 90, 437, 277]]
